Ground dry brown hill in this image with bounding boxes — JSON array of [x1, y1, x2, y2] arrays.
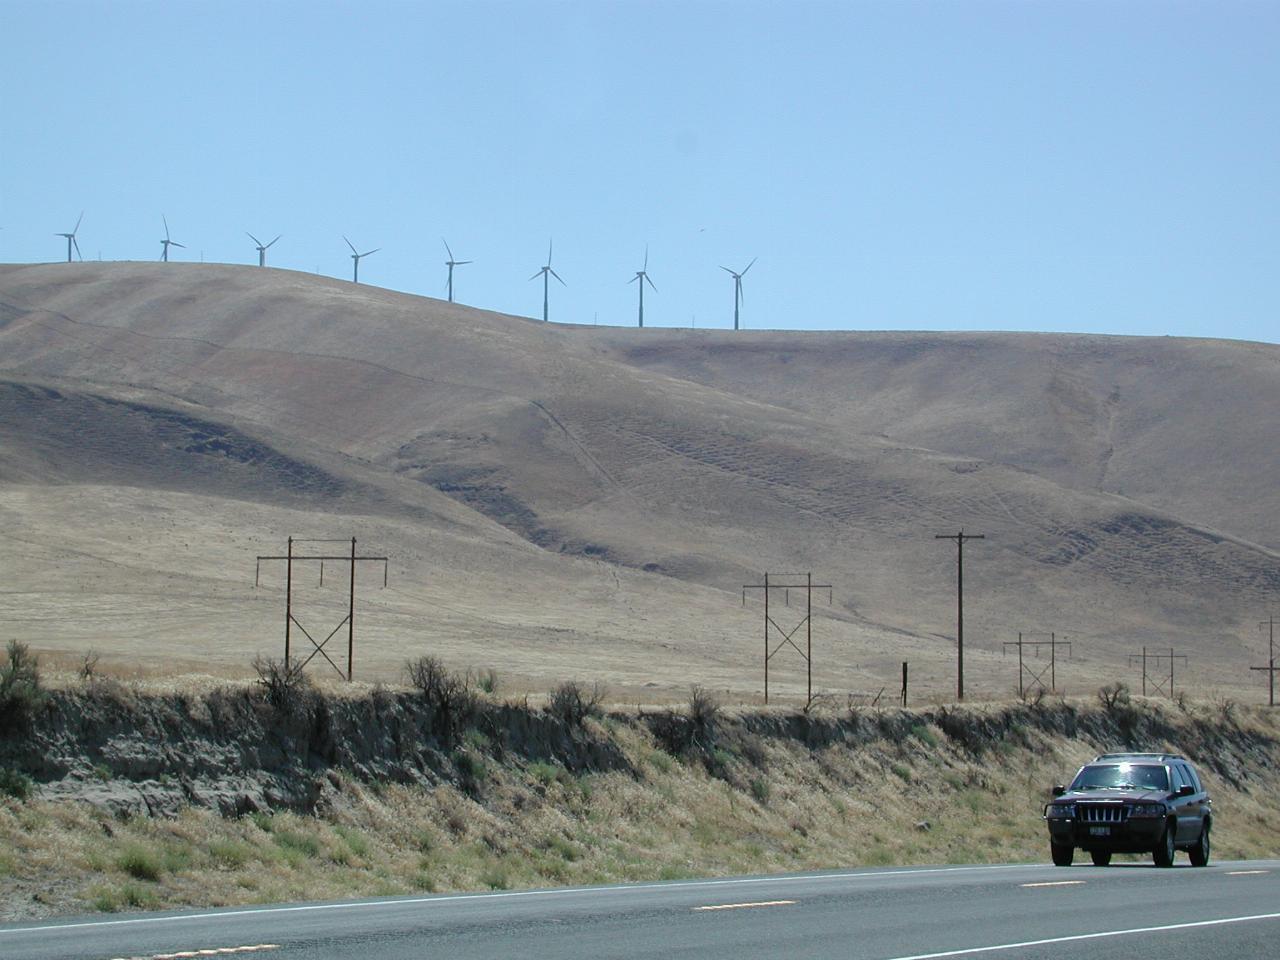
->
[[1, 262, 1276, 703]]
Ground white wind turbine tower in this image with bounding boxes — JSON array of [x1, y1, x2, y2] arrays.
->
[[442, 238, 472, 303], [159, 216, 185, 261], [629, 246, 656, 327], [344, 236, 380, 283], [247, 232, 281, 267], [56, 212, 84, 262], [528, 239, 565, 322]]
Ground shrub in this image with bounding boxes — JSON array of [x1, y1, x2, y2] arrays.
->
[[528, 760, 559, 786], [548, 680, 606, 726], [79, 649, 101, 682], [0, 640, 47, 732], [0, 767, 33, 801], [117, 844, 163, 882], [1097, 682, 1131, 712], [405, 656, 476, 743], [687, 685, 720, 748], [749, 777, 771, 804], [252, 656, 313, 714], [475, 669, 499, 694]]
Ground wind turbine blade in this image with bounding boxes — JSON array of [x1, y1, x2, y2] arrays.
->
[[550, 268, 565, 286], [456, 260, 473, 266], [344, 236, 357, 254], [73, 211, 84, 234], [171, 241, 186, 249], [643, 245, 648, 271], [162, 215, 171, 241], [266, 235, 281, 248], [646, 275, 657, 292], [741, 257, 757, 275], [363, 248, 380, 258], [247, 232, 262, 246], [720, 265, 736, 276], [443, 238, 455, 260], [73, 237, 82, 261], [547, 238, 553, 266], [628, 274, 638, 284], [528, 270, 543, 282]]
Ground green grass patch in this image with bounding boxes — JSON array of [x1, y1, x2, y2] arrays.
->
[[117, 844, 163, 882], [0, 767, 33, 800], [208, 839, 253, 869], [910, 724, 939, 748], [274, 830, 321, 859]]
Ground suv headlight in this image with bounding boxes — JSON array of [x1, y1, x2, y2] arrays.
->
[[1045, 803, 1075, 818], [1128, 803, 1166, 817]]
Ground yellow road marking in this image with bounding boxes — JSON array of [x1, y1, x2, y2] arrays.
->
[[1226, 870, 1270, 876], [695, 899, 797, 911], [1021, 880, 1086, 888]]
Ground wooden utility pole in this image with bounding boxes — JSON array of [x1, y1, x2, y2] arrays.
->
[[1254, 617, 1277, 707], [935, 531, 985, 701]]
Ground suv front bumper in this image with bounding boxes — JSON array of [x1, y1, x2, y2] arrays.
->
[[1045, 816, 1165, 853]]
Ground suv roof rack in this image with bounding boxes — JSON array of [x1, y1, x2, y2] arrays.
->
[[1092, 752, 1186, 762]]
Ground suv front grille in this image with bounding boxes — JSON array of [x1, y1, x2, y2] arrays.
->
[[1077, 803, 1127, 824]]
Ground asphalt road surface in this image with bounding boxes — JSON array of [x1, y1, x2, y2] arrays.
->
[[3, 859, 1279, 960]]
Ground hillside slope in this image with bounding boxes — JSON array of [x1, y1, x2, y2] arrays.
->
[[1, 262, 1276, 700]]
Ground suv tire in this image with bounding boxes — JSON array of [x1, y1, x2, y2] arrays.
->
[[1090, 850, 1112, 867], [1188, 821, 1210, 867], [1153, 822, 1176, 868], [1051, 842, 1073, 867]]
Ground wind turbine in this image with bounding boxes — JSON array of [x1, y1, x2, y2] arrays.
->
[[56, 212, 84, 262], [159, 217, 185, 262], [247, 232, 281, 267], [528, 239, 565, 322], [720, 257, 756, 330], [629, 246, 656, 328], [442, 238, 472, 303], [344, 236, 380, 283]]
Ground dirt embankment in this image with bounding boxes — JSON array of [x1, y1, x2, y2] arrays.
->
[[0, 682, 1277, 921], [3, 682, 1275, 818]]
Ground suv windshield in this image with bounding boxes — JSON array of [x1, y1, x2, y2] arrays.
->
[[1070, 763, 1168, 791]]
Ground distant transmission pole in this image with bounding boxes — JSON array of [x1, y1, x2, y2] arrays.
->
[[935, 530, 985, 701], [1253, 617, 1277, 707], [1127, 646, 1187, 699], [1003, 632, 1072, 698], [742, 572, 832, 706], [255, 537, 389, 681]]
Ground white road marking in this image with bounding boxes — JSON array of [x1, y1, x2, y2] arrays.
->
[[0, 863, 1032, 935], [877, 912, 1280, 960], [109, 947, 279, 960], [694, 900, 796, 911], [1020, 881, 1085, 888], [1226, 870, 1269, 876]]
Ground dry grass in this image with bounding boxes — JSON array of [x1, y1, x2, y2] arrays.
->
[[2, 698, 1277, 921]]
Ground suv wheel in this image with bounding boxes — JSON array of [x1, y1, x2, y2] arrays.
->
[[1090, 850, 1112, 867], [1188, 821, 1210, 867], [1153, 822, 1176, 868], [1051, 842, 1073, 867]]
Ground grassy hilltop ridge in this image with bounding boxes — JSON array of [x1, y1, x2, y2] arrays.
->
[[1, 262, 1278, 702]]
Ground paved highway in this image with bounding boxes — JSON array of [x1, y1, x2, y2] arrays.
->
[[3, 859, 1278, 960]]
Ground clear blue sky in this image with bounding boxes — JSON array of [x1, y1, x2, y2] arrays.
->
[[3, 1, 1276, 342]]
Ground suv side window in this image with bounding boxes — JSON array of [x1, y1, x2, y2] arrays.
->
[[1180, 764, 1202, 793], [1169, 765, 1185, 792]]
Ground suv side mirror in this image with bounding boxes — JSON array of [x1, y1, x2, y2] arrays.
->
[[1052, 784, 1066, 797], [1177, 784, 1195, 797]]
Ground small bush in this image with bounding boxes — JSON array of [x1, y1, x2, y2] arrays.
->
[[252, 656, 313, 714], [0, 640, 47, 732], [208, 839, 252, 868], [750, 777, 771, 804], [274, 830, 321, 859], [687, 685, 720, 748], [117, 845, 163, 882], [405, 656, 476, 743], [1097, 682, 1131, 712], [79, 649, 101, 682], [910, 724, 939, 749], [0, 767, 33, 801], [548, 680, 606, 726], [475, 669, 499, 694], [454, 750, 488, 783], [528, 760, 559, 786]]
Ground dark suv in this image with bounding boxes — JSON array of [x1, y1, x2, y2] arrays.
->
[[1043, 753, 1211, 867]]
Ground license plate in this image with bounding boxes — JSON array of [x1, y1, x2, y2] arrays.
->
[[1090, 826, 1111, 837]]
